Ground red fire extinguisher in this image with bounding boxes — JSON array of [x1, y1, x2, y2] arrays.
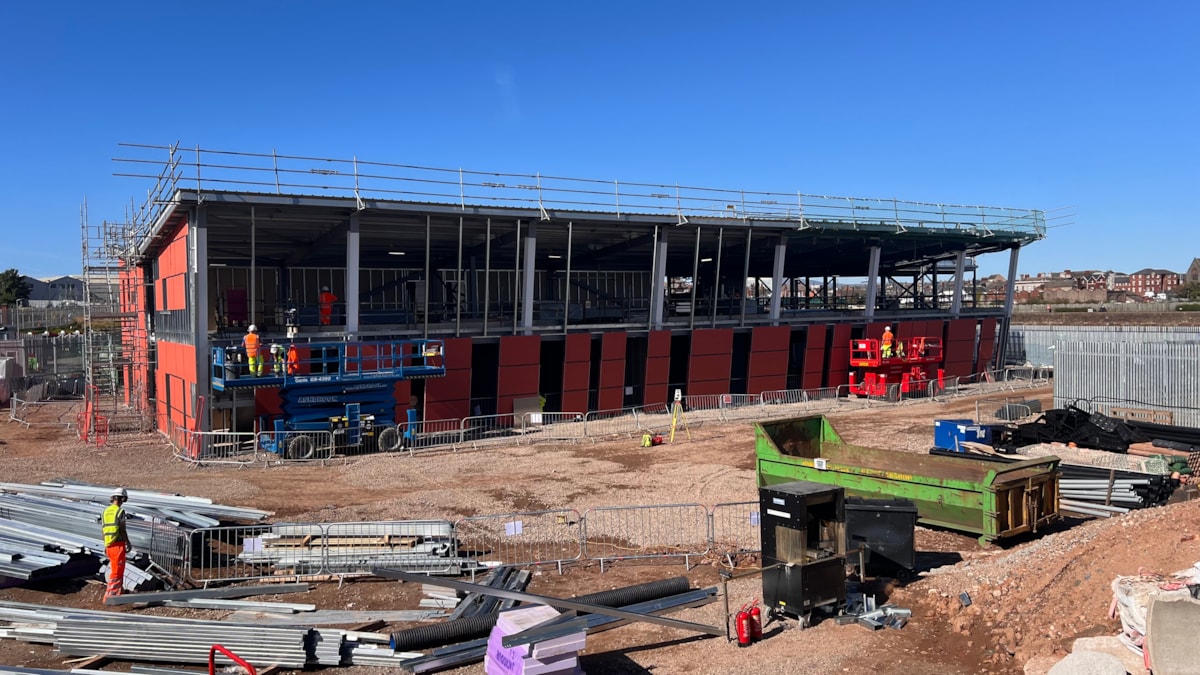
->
[[734, 604, 752, 648], [749, 600, 763, 641]]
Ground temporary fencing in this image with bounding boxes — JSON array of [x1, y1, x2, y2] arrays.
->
[[254, 429, 336, 464], [709, 501, 761, 561], [519, 411, 587, 444], [171, 428, 257, 466], [459, 413, 520, 450], [583, 407, 641, 439], [582, 503, 711, 570], [975, 397, 1038, 426], [188, 524, 295, 585], [145, 517, 190, 588], [158, 368, 1052, 465], [8, 397, 80, 428], [322, 521, 460, 575], [455, 509, 584, 572]]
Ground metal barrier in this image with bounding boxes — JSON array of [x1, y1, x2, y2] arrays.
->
[[761, 389, 805, 406], [8, 397, 80, 428], [520, 412, 587, 444], [682, 394, 724, 414], [456, 509, 584, 572], [323, 520, 460, 575], [173, 429, 257, 466], [709, 501, 761, 564], [583, 407, 640, 439], [975, 398, 1037, 425], [401, 418, 464, 454], [719, 394, 763, 422], [582, 504, 711, 571], [460, 413, 521, 449], [146, 517, 190, 589], [254, 430, 336, 464], [803, 387, 844, 411], [187, 524, 312, 585]]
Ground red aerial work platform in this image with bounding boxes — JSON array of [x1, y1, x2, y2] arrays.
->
[[847, 337, 945, 400]]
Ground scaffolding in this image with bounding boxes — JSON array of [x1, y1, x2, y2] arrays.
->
[[80, 202, 153, 439]]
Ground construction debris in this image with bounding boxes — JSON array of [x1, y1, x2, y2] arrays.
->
[[103, 582, 311, 605], [487, 605, 585, 675]]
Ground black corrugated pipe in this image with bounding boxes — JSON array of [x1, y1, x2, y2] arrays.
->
[[389, 576, 692, 651]]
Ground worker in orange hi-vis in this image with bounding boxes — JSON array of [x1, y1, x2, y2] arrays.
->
[[319, 286, 337, 326], [881, 325, 895, 358], [242, 325, 262, 376], [101, 487, 130, 601], [286, 343, 300, 375]]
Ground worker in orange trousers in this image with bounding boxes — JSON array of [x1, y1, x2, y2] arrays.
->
[[101, 487, 130, 601]]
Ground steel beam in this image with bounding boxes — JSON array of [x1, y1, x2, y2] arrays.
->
[[371, 568, 723, 636], [103, 583, 310, 606], [521, 220, 537, 333], [650, 226, 668, 329], [769, 234, 786, 324], [864, 245, 881, 319], [951, 249, 966, 316], [346, 212, 360, 333]]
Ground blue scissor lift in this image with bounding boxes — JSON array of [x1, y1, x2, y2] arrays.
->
[[211, 339, 446, 459]]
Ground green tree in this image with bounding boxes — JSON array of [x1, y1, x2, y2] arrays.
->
[[1171, 282, 1200, 301], [0, 268, 32, 306]]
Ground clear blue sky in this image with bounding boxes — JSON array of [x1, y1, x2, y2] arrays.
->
[[1, 1, 1195, 279]]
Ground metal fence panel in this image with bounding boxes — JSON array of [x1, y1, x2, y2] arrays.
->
[[720, 394, 763, 422], [146, 517, 190, 589], [975, 398, 1036, 426], [1054, 340, 1200, 429], [761, 389, 805, 406], [8, 398, 80, 428], [1007, 324, 1200, 367], [323, 521, 459, 575], [709, 502, 761, 558], [456, 510, 583, 569], [582, 504, 711, 566], [521, 412, 587, 444], [401, 417, 464, 454], [584, 408, 640, 439], [460, 413, 521, 449], [174, 429, 257, 465], [255, 430, 336, 463], [188, 524, 321, 584]]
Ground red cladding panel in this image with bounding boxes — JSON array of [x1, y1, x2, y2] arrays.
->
[[691, 329, 733, 356], [561, 390, 589, 414], [752, 325, 791, 353], [425, 368, 471, 421], [441, 338, 473, 371], [601, 332, 627, 361], [255, 388, 283, 417], [564, 333, 590, 363], [562, 361, 590, 392], [825, 324, 853, 387], [499, 335, 540, 367], [644, 331, 671, 406], [393, 380, 413, 422], [687, 378, 728, 396], [896, 322, 913, 340], [426, 399, 470, 421], [866, 322, 888, 340], [802, 325, 827, 390], [949, 319, 977, 342], [497, 364, 540, 415]]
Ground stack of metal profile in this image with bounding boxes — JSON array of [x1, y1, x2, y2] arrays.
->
[[240, 521, 481, 576], [0, 481, 273, 522], [0, 481, 271, 591], [54, 615, 311, 667], [0, 532, 98, 587]]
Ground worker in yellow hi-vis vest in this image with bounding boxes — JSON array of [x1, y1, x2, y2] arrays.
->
[[101, 487, 130, 601]]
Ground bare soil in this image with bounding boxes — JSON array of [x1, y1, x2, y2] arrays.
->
[[2, 386, 1194, 674]]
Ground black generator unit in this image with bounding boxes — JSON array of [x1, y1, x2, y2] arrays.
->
[[759, 481, 847, 620], [845, 496, 918, 579]]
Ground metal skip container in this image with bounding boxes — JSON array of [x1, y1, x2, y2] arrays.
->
[[755, 415, 1060, 543]]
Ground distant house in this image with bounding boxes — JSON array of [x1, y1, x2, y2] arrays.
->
[[17, 274, 118, 308], [1187, 258, 1200, 285], [1125, 268, 1181, 297]]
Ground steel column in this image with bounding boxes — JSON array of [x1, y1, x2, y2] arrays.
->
[[563, 220, 573, 334], [424, 215, 431, 338], [740, 229, 752, 327], [864, 245, 881, 319], [483, 218, 491, 337], [193, 204, 210, 431], [650, 227, 668, 329], [950, 249, 966, 317], [346, 212, 360, 333], [769, 234, 786, 324], [710, 227, 723, 327], [995, 245, 1021, 368], [689, 226, 701, 331], [521, 220, 536, 334], [455, 216, 463, 337], [250, 206, 256, 326]]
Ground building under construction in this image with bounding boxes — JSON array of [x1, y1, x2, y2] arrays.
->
[[87, 144, 1043, 438]]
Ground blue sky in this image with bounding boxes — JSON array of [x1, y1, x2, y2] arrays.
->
[[0, 1, 1195, 279]]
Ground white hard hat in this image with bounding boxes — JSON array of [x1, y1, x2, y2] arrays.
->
[[321, 286, 330, 292], [112, 487, 128, 499], [885, 325, 892, 331], [248, 324, 258, 332]]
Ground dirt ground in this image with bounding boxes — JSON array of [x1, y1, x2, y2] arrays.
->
[[2, 387, 1197, 674]]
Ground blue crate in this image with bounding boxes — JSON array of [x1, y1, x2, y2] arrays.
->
[[934, 418, 991, 451]]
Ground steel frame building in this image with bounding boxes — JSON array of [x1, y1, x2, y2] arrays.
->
[[102, 144, 1043, 435]]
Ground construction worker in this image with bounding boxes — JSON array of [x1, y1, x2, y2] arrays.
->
[[881, 325, 895, 358], [319, 286, 337, 326], [269, 343, 286, 375], [242, 325, 263, 377], [102, 487, 130, 601], [287, 343, 300, 375]]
